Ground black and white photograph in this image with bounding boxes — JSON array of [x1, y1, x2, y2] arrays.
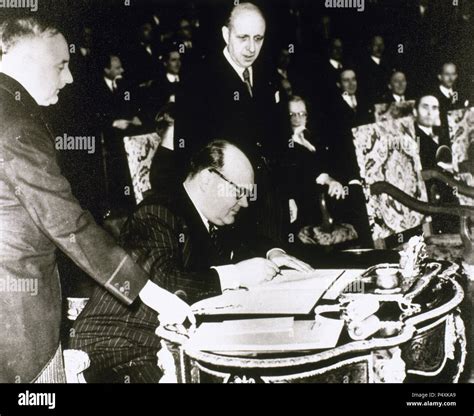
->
[[0, 0, 473, 410]]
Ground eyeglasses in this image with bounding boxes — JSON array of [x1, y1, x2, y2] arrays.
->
[[289, 112, 307, 118], [209, 168, 250, 200]]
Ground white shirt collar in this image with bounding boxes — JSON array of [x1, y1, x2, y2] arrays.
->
[[393, 93, 405, 102], [80, 47, 90, 57], [418, 124, 434, 137], [183, 183, 210, 232], [104, 77, 115, 92], [277, 68, 288, 79], [371, 55, 381, 65], [329, 59, 342, 69], [223, 47, 253, 86], [439, 85, 454, 98], [342, 93, 357, 108], [166, 73, 180, 83]]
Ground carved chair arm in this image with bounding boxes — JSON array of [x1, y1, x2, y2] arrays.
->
[[421, 169, 474, 199]]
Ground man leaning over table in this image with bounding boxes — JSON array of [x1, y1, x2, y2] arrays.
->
[[71, 140, 313, 383], [0, 17, 193, 384]]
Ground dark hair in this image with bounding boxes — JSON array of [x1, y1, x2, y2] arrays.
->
[[187, 140, 228, 178], [0, 17, 59, 55], [98, 52, 121, 71], [161, 43, 180, 62], [339, 67, 357, 80], [415, 93, 439, 109]]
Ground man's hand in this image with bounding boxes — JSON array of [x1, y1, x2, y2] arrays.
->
[[130, 116, 143, 127], [235, 258, 280, 287], [289, 199, 298, 224], [267, 250, 314, 272], [139, 280, 196, 328], [316, 173, 346, 200], [327, 179, 346, 200], [112, 119, 130, 130]]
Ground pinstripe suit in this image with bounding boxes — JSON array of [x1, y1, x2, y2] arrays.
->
[[70, 189, 253, 382]]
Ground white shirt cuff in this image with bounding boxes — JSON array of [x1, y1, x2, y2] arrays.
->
[[267, 248, 286, 259], [316, 173, 330, 185], [212, 265, 240, 291]]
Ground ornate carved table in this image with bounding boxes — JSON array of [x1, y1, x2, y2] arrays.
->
[[157, 262, 466, 384]]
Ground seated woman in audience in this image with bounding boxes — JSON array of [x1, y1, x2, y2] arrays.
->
[[278, 96, 346, 232]]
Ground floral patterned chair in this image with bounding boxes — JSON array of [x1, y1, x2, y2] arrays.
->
[[123, 132, 162, 204]]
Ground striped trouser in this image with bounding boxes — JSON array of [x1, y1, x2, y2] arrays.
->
[[33, 345, 66, 383]]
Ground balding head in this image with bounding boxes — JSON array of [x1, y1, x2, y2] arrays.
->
[[185, 140, 255, 227], [226, 2, 265, 30], [222, 2, 266, 69], [1, 18, 73, 106]]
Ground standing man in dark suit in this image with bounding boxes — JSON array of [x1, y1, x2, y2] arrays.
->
[[95, 52, 143, 214], [71, 140, 312, 383], [430, 62, 470, 141], [141, 45, 183, 126], [316, 38, 345, 103], [175, 2, 290, 244], [358, 35, 393, 107], [324, 69, 372, 245], [125, 21, 160, 88], [326, 68, 371, 184], [432, 62, 469, 114], [0, 17, 194, 383]]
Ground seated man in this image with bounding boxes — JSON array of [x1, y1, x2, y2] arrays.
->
[[382, 70, 412, 103], [70, 140, 312, 383], [414, 94, 458, 233]]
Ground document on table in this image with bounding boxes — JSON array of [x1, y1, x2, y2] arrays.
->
[[185, 316, 344, 353], [192, 269, 350, 316]]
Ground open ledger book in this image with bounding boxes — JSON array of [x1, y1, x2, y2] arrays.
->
[[185, 316, 345, 353], [185, 269, 362, 354], [192, 269, 363, 315]]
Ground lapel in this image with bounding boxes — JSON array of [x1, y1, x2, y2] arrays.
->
[[177, 188, 235, 267], [219, 54, 254, 102]]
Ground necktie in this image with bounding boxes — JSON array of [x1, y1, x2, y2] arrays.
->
[[209, 223, 226, 260], [243, 68, 253, 98], [350, 94, 357, 109]]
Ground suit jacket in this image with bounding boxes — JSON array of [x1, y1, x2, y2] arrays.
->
[[70, 189, 270, 372], [324, 92, 371, 183], [278, 129, 330, 227], [415, 124, 450, 171], [0, 73, 148, 382], [432, 85, 468, 115], [358, 56, 393, 106], [124, 43, 160, 87], [138, 72, 182, 125], [415, 123, 458, 232], [174, 52, 289, 173]]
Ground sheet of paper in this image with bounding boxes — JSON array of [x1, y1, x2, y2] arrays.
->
[[192, 289, 320, 315], [322, 269, 365, 300], [192, 269, 349, 315], [257, 269, 346, 291], [185, 316, 344, 353]]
